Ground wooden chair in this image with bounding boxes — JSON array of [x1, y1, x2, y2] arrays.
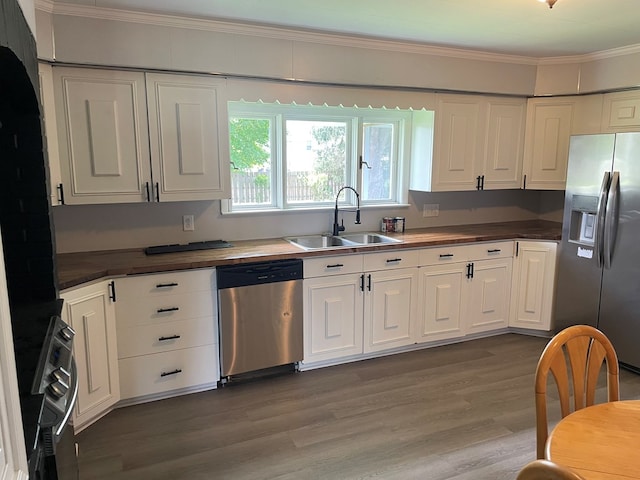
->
[[516, 460, 586, 480], [535, 325, 619, 459]]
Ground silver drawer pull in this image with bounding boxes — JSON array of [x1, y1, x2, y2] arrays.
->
[[326, 263, 344, 268], [157, 307, 180, 313], [156, 282, 178, 288], [159, 335, 181, 341], [386, 258, 402, 263], [160, 369, 182, 377]]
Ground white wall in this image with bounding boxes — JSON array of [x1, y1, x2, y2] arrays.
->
[[52, 190, 553, 253]]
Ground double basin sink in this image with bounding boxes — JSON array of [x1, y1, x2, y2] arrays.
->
[[285, 233, 401, 251]]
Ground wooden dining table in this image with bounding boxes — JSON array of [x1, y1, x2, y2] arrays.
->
[[546, 400, 640, 480]]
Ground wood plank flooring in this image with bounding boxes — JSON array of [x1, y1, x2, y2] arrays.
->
[[76, 334, 640, 479]]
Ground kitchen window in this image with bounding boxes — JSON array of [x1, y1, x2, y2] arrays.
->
[[223, 102, 411, 213]]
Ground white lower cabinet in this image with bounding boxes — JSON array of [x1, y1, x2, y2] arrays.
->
[[466, 257, 512, 334], [61, 280, 120, 431], [118, 344, 217, 399], [304, 271, 364, 363], [417, 241, 513, 342], [510, 241, 558, 331], [303, 251, 419, 366], [416, 263, 466, 342], [363, 251, 419, 353], [114, 268, 219, 402]]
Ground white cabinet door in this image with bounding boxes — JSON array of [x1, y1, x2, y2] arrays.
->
[[466, 258, 512, 334], [432, 94, 483, 191], [601, 91, 640, 132], [364, 268, 418, 353], [146, 73, 230, 201], [303, 274, 364, 363], [416, 262, 466, 342], [430, 95, 524, 192], [510, 241, 557, 331], [482, 99, 525, 189], [522, 98, 574, 190], [54, 67, 152, 204], [61, 280, 120, 431], [38, 63, 63, 206]]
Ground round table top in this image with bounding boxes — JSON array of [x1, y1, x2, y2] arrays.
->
[[546, 400, 640, 480]]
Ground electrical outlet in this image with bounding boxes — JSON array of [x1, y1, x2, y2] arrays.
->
[[422, 204, 439, 218], [183, 215, 195, 231]]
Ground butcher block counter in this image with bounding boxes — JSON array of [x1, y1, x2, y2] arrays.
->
[[56, 219, 561, 290]]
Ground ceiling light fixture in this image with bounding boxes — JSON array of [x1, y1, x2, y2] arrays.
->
[[538, 0, 558, 8]]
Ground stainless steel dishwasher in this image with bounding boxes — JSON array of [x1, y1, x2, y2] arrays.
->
[[216, 259, 303, 382]]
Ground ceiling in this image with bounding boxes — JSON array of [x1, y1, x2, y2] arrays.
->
[[50, 0, 640, 58]]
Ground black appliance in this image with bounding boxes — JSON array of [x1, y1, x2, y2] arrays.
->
[[13, 302, 79, 480], [2, 0, 70, 477]]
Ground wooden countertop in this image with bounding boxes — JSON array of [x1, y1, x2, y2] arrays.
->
[[56, 219, 561, 290]]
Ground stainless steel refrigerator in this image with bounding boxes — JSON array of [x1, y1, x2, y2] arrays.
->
[[555, 132, 640, 372]]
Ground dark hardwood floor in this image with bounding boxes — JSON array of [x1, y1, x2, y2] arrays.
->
[[76, 334, 640, 479]]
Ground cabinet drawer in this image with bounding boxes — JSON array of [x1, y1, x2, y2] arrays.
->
[[419, 244, 471, 266], [117, 317, 216, 359], [419, 241, 513, 266], [119, 344, 218, 399], [362, 249, 419, 271], [115, 268, 215, 300], [464, 241, 514, 261], [304, 255, 363, 278], [116, 291, 215, 328]]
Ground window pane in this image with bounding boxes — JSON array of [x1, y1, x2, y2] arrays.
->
[[362, 122, 394, 201], [286, 120, 347, 204], [229, 117, 272, 207]]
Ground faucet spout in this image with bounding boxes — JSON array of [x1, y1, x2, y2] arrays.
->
[[332, 186, 361, 236]]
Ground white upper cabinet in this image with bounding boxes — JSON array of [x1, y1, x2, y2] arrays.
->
[[413, 94, 525, 192], [52, 67, 230, 204], [146, 73, 230, 201], [54, 67, 152, 204], [601, 91, 640, 132], [431, 94, 482, 191], [522, 97, 573, 190], [482, 99, 525, 189]]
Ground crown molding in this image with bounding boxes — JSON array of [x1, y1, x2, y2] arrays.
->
[[34, 0, 539, 65]]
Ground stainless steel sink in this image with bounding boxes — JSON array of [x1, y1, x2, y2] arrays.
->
[[341, 233, 401, 245], [285, 232, 401, 250], [285, 235, 359, 250]]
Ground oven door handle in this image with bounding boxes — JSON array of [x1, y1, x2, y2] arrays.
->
[[55, 357, 79, 438]]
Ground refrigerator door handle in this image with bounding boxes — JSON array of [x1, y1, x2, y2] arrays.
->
[[595, 171, 611, 268], [603, 171, 620, 269]]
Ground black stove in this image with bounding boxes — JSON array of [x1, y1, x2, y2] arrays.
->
[[11, 300, 64, 452]]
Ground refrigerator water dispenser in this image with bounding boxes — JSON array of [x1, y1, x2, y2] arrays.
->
[[568, 195, 599, 247]]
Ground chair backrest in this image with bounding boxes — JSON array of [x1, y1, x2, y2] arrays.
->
[[516, 460, 586, 480], [535, 325, 619, 459]]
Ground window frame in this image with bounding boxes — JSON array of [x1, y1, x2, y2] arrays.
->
[[223, 102, 411, 214]]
